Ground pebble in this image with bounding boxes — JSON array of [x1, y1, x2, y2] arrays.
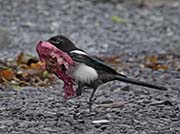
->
[[92, 120, 110, 124]]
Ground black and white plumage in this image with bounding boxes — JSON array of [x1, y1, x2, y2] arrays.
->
[[68, 50, 98, 84], [47, 35, 167, 111]]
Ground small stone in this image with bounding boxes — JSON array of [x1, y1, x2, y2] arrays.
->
[[92, 120, 110, 124], [100, 126, 107, 131], [99, 101, 125, 108], [78, 120, 85, 124]]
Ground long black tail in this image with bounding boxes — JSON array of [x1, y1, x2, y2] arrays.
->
[[115, 75, 167, 91]]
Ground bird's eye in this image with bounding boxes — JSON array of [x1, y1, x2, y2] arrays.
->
[[48, 37, 65, 46], [56, 38, 64, 45]]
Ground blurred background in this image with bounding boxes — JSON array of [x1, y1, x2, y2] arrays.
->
[[0, 0, 180, 57]]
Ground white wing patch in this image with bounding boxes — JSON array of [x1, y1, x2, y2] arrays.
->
[[72, 63, 98, 84], [70, 50, 87, 55]]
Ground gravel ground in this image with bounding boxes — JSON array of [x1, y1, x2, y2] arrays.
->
[[0, 0, 180, 134]]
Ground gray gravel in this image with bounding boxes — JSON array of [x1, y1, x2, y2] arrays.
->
[[0, 0, 180, 134]]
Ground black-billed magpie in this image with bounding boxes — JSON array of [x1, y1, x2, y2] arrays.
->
[[47, 35, 167, 111]]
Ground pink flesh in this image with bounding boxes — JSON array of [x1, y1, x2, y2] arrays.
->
[[36, 41, 76, 99]]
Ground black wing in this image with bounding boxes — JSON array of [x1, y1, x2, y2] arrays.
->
[[69, 53, 126, 77]]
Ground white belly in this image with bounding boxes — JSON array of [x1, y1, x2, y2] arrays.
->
[[68, 63, 98, 84]]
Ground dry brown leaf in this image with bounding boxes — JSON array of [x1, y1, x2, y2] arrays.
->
[[0, 69, 15, 81], [144, 56, 157, 65], [144, 55, 169, 70], [156, 65, 169, 70], [29, 61, 45, 70], [16, 52, 28, 64], [0, 52, 55, 88]]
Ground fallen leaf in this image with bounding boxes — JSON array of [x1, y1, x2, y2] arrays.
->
[[16, 52, 28, 64], [29, 61, 45, 70], [144, 56, 157, 65], [42, 70, 50, 78], [156, 65, 169, 70], [144, 55, 169, 70], [26, 58, 39, 66], [0, 52, 55, 88], [0, 69, 15, 81], [111, 16, 127, 24]]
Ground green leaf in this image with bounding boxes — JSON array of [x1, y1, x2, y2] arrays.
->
[[111, 16, 127, 24], [27, 54, 38, 59], [42, 70, 49, 78], [11, 81, 21, 91]]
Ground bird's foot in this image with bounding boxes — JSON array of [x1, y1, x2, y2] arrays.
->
[[88, 102, 93, 113], [87, 98, 96, 113]]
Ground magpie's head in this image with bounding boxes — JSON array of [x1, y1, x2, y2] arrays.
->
[[47, 35, 77, 53]]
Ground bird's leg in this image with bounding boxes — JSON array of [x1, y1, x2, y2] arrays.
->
[[88, 88, 97, 112], [76, 82, 83, 96]]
